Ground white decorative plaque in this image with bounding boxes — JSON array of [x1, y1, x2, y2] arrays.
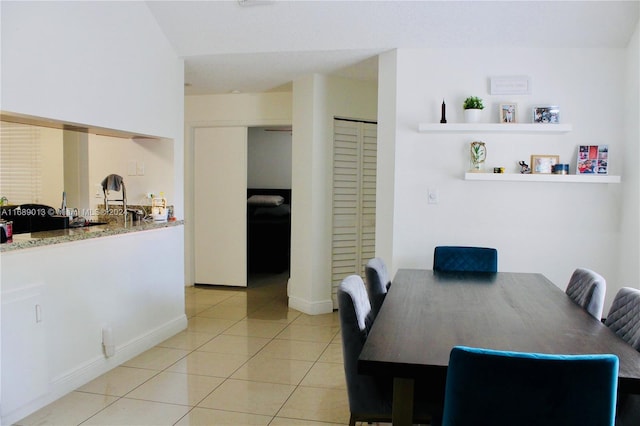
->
[[489, 76, 532, 95]]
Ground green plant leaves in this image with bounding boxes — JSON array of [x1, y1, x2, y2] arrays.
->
[[463, 96, 484, 110]]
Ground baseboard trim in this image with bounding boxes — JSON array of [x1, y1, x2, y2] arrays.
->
[[288, 295, 333, 315], [2, 314, 187, 425]]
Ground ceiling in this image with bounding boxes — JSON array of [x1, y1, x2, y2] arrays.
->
[[145, 0, 640, 96]]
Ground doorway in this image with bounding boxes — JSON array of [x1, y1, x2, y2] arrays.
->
[[246, 126, 293, 287]]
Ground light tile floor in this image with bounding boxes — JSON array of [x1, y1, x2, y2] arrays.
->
[[15, 272, 367, 426]]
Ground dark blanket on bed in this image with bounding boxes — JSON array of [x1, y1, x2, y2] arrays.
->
[[247, 189, 291, 273]]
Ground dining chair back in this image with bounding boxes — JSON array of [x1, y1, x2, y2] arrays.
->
[[365, 257, 390, 319], [605, 287, 640, 351], [338, 275, 391, 425], [433, 246, 497, 273], [441, 346, 619, 426], [338, 274, 437, 426], [565, 267, 606, 320], [604, 287, 640, 426]]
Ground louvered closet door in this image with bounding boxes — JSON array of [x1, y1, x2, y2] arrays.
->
[[331, 119, 377, 308]]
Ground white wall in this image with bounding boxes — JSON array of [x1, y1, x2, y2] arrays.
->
[[380, 46, 634, 311], [248, 127, 292, 189], [1, 1, 182, 139], [184, 92, 293, 286], [185, 93, 292, 126], [89, 135, 175, 215], [619, 21, 640, 291], [376, 51, 399, 269], [40, 128, 65, 208], [289, 74, 377, 314], [1, 227, 186, 425], [1, 1, 184, 218], [1, 2, 186, 422]]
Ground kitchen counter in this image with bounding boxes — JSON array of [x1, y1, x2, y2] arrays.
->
[[2, 219, 186, 423], [0, 219, 184, 252]]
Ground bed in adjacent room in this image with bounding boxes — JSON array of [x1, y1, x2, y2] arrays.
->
[[246, 188, 291, 273]]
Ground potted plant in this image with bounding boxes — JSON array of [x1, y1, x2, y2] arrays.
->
[[463, 96, 484, 123]]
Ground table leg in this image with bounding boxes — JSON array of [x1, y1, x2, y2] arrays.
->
[[392, 377, 414, 426]]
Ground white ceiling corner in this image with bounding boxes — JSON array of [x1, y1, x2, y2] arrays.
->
[[145, 0, 640, 95]]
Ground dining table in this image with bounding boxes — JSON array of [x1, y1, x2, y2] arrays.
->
[[358, 269, 640, 425]]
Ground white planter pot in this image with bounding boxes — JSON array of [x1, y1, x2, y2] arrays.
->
[[464, 109, 482, 123]]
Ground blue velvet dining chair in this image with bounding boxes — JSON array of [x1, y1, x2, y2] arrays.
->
[[338, 275, 434, 426], [605, 287, 640, 426], [440, 346, 619, 426], [433, 246, 497, 273], [565, 267, 607, 320], [364, 257, 390, 319]]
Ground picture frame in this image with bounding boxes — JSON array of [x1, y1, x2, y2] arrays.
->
[[533, 105, 560, 123], [531, 154, 560, 174], [499, 103, 517, 123], [577, 145, 608, 175]]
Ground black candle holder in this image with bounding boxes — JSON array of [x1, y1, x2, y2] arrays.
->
[[440, 99, 447, 124]]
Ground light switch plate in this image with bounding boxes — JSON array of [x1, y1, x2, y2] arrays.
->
[[137, 162, 145, 176]]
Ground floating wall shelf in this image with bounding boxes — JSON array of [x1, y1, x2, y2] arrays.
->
[[464, 172, 620, 184], [418, 123, 573, 133]]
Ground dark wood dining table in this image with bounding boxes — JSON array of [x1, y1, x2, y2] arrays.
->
[[358, 269, 640, 425]]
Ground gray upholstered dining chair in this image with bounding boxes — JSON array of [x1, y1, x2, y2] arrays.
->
[[565, 267, 606, 320], [338, 275, 434, 426], [364, 257, 390, 319], [433, 246, 498, 273], [338, 275, 391, 426], [605, 287, 640, 351], [604, 287, 640, 426], [440, 346, 619, 426]]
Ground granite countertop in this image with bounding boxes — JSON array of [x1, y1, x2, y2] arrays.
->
[[0, 219, 184, 253]]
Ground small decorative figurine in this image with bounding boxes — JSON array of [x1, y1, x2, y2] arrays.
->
[[440, 99, 447, 124], [519, 161, 531, 174]]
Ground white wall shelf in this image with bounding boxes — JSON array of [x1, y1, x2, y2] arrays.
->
[[464, 172, 620, 184], [418, 123, 572, 133]]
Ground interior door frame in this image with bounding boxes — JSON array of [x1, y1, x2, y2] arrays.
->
[[184, 120, 292, 287]]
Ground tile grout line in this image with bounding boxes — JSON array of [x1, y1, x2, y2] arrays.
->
[[78, 287, 242, 426]]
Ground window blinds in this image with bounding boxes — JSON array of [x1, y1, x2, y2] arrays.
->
[[0, 122, 43, 205]]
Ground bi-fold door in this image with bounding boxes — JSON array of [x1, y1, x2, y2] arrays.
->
[[331, 119, 377, 308]]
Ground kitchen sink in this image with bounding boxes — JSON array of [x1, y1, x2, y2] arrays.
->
[[69, 221, 109, 228]]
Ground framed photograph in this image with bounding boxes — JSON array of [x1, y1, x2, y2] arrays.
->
[[531, 154, 560, 174], [577, 145, 608, 174], [533, 106, 560, 123], [499, 103, 517, 123]]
